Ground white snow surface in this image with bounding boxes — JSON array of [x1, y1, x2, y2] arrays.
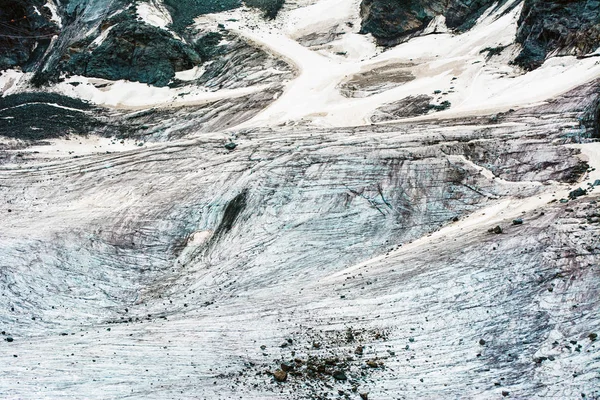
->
[[1, 2, 600, 398], [192, 0, 600, 129], [53, 76, 268, 109], [44, 0, 62, 28], [137, 1, 173, 29], [0, 69, 28, 96]]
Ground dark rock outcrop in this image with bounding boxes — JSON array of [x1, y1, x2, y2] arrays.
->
[[514, 0, 600, 70], [163, 0, 242, 32], [62, 19, 202, 87], [244, 0, 286, 19], [360, 0, 599, 70], [1, 0, 287, 87], [359, 0, 447, 45], [0, 93, 104, 140], [0, 0, 58, 71], [164, 0, 284, 32], [359, 0, 513, 46]]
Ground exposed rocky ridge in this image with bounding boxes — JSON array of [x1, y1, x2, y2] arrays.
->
[[359, 0, 514, 46], [164, 0, 285, 32], [62, 18, 202, 87], [359, 0, 600, 70], [514, 0, 600, 70], [0, 0, 59, 71], [0, 0, 288, 87]]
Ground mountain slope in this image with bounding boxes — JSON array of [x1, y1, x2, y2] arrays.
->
[[0, 1, 599, 399]]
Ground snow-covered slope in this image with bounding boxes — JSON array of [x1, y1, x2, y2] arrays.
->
[[0, 0, 599, 399]]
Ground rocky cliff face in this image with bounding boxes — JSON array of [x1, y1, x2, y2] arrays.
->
[[514, 0, 600, 70], [62, 17, 203, 87], [360, 0, 600, 69], [0, 0, 58, 71], [359, 0, 514, 45], [0, 0, 286, 87]]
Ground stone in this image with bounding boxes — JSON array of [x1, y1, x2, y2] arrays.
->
[[489, 226, 503, 234], [280, 362, 293, 372], [62, 18, 202, 87], [332, 370, 347, 381], [569, 188, 587, 200], [273, 369, 287, 382]]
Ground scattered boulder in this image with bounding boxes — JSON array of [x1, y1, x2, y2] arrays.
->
[[512, 219, 523, 225], [429, 100, 452, 112], [332, 370, 347, 381], [280, 362, 293, 372], [488, 226, 502, 234], [273, 369, 287, 382], [224, 142, 238, 151], [589, 333, 598, 342], [569, 188, 587, 200]]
